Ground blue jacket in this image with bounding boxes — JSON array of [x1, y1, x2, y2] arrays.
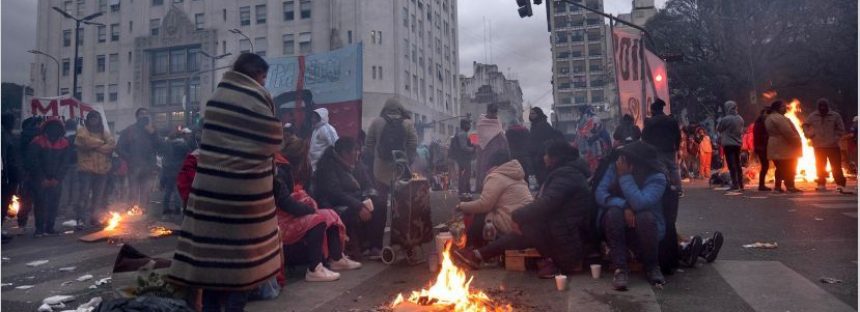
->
[[594, 164, 667, 239]]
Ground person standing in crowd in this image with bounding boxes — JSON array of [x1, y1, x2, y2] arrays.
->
[[60, 118, 79, 212], [802, 98, 847, 192], [642, 99, 682, 193], [74, 111, 115, 228], [595, 141, 667, 290], [475, 104, 509, 192], [765, 100, 803, 193], [2, 113, 21, 242], [450, 118, 475, 194], [505, 122, 531, 186], [613, 114, 641, 146], [24, 119, 71, 237], [308, 108, 339, 172], [528, 107, 564, 185], [16, 116, 45, 231], [168, 53, 283, 312], [117, 108, 160, 210], [161, 128, 193, 216], [697, 128, 713, 179], [364, 98, 418, 259], [753, 108, 772, 191], [717, 101, 745, 191]]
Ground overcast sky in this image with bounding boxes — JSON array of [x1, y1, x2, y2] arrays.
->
[[1, 0, 665, 112]]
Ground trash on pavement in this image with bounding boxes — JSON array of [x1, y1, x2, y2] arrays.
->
[[95, 277, 111, 286], [820, 277, 843, 284], [724, 191, 742, 196], [814, 217, 824, 221], [742, 242, 778, 249], [1, 283, 12, 287], [43, 295, 76, 305], [70, 297, 102, 312], [15, 285, 34, 290], [745, 196, 768, 199], [37, 303, 53, 312], [2, 257, 9, 261], [62, 220, 78, 227], [26, 260, 50, 267], [59, 266, 77, 272], [76, 274, 94, 282], [61, 281, 74, 286]]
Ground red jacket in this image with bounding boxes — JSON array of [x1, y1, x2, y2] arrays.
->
[[176, 150, 199, 205]]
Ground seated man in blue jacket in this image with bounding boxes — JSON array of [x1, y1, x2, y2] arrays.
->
[[595, 141, 667, 290]]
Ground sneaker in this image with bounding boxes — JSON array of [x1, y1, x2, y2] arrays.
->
[[816, 185, 827, 192], [612, 269, 629, 291], [330, 255, 362, 271], [646, 267, 666, 286], [305, 263, 340, 282], [537, 259, 558, 279], [758, 186, 772, 191], [680, 235, 703, 268], [701, 231, 724, 263], [452, 249, 482, 270], [837, 187, 854, 195]]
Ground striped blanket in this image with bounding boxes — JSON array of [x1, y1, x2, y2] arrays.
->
[[168, 70, 284, 291]]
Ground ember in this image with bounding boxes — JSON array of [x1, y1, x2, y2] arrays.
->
[[7, 195, 20, 218], [104, 212, 122, 231], [127, 205, 143, 216], [390, 243, 512, 312], [149, 226, 174, 238]]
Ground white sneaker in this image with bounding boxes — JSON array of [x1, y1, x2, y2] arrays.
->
[[330, 255, 362, 271], [305, 263, 340, 282]]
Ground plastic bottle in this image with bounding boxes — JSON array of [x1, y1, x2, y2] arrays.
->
[[482, 219, 497, 242]]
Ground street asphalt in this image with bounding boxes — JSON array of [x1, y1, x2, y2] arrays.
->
[[1, 179, 857, 311]]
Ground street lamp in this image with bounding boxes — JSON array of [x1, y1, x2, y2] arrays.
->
[[27, 49, 61, 97], [229, 28, 254, 53], [184, 51, 232, 125], [52, 7, 103, 100]]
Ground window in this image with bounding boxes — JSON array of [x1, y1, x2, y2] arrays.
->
[[76, 28, 84, 46], [403, 39, 408, 59], [256, 5, 267, 24], [239, 39, 251, 53], [240, 6, 251, 26], [404, 70, 410, 90], [189, 78, 200, 103], [300, 0, 311, 18], [347, 30, 352, 44], [170, 49, 186, 73], [75, 86, 82, 99], [412, 44, 417, 63], [195, 13, 204, 30], [150, 19, 160, 36], [129, 21, 133, 32], [173, 0, 183, 3], [95, 85, 105, 102], [378, 31, 382, 44], [75, 57, 83, 75], [371, 31, 376, 44], [372, 66, 377, 79], [63, 30, 71, 47], [223, 8, 227, 21], [128, 51, 132, 64], [403, 7, 408, 27], [378, 66, 383, 79], [187, 49, 199, 72], [97, 26, 106, 42], [589, 62, 602, 72], [411, 14, 416, 32], [591, 91, 604, 102], [109, 53, 118, 73], [152, 0, 163, 5], [151, 81, 168, 106], [222, 40, 227, 54], [97, 55, 106, 72], [62, 58, 70, 76], [77, 0, 85, 16], [110, 0, 120, 12], [152, 51, 168, 74], [169, 80, 184, 105], [61, 88, 70, 95], [64, 0, 72, 12], [98, 0, 107, 12], [108, 84, 118, 101], [110, 23, 119, 41], [282, 34, 294, 54], [298, 32, 311, 53], [255, 37, 267, 56], [283, 1, 295, 21], [413, 75, 418, 94]]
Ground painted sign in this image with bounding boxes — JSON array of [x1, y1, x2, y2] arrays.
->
[[28, 96, 111, 132]]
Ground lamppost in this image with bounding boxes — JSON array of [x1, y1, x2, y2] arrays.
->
[[229, 28, 254, 53], [183, 51, 232, 125], [198, 51, 232, 92], [27, 50, 61, 97], [52, 7, 103, 100]]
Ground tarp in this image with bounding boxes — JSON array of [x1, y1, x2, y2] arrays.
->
[[27, 96, 111, 132], [265, 43, 363, 139]]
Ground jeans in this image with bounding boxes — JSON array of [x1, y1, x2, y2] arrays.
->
[[162, 178, 179, 214], [657, 151, 682, 192], [128, 166, 156, 209], [284, 223, 343, 268], [34, 183, 62, 234], [201, 290, 248, 312], [757, 152, 770, 188], [723, 145, 743, 189], [367, 182, 390, 250], [773, 159, 798, 190], [456, 160, 472, 194], [814, 147, 846, 187], [17, 181, 35, 228], [602, 206, 659, 270], [477, 232, 533, 260], [76, 172, 108, 225]]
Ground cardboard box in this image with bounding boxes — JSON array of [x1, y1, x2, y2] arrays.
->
[[504, 249, 541, 271]]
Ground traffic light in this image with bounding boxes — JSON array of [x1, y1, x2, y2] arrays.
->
[[517, 0, 533, 18]]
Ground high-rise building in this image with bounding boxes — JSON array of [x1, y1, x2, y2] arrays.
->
[[31, 0, 460, 138], [546, 0, 612, 139], [459, 62, 524, 129]]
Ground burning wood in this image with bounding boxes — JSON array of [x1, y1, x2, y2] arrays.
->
[[148, 226, 174, 238], [7, 195, 20, 218], [104, 212, 122, 231], [390, 243, 512, 312]]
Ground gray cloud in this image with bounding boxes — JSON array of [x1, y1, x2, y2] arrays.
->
[[2, 0, 38, 85]]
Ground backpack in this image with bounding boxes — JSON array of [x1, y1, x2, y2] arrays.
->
[[377, 118, 406, 161]]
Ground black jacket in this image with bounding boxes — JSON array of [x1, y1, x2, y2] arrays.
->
[[313, 147, 366, 212], [613, 123, 642, 143], [642, 113, 681, 153], [753, 115, 768, 154], [2, 130, 21, 185], [24, 120, 72, 184], [529, 119, 564, 157], [117, 122, 161, 169], [512, 158, 594, 272], [273, 162, 315, 217], [505, 126, 531, 159]]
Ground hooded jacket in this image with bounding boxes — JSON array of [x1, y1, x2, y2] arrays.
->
[[459, 160, 532, 234], [25, 119, 72, 183], [642, 112, 681, 153], [803, 110, 845, 148], [309, 108, 339, 171], [528, 115, 563, 157], [365, 98, 418, 185], [313, 146, 366, 212], [75, 126, 116, 175], [717, 101, 745, 147]]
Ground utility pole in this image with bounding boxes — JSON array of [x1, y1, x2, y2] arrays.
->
[[52, 7, 103, 100]]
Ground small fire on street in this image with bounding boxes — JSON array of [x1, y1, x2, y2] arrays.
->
[[7, 195, 20, 218], [104, 212, 122, 231], [784, 99, 834, 181], [390, 243, 512, 312]]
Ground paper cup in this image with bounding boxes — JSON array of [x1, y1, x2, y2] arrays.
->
[[363, 199, 374, 212], [590, 264, 602, 279], [555, 275, 568, 291]]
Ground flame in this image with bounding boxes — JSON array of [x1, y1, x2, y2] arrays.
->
[[390, 243, 512, 312], [149, 226, 173, 237], [104, 212, 122, 231], [127, 205, 143, 216], [7, 195, 20, 218], [784, 99, 827, 180]]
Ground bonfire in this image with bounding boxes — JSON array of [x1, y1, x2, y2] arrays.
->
[[7, 195, 20, 218], [104, 212, 122, 231], [390, 243, 512, 312], [784, 99, 832, 181]]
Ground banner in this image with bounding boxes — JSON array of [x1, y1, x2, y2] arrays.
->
[[612, 28, 670, 128], [265, 43, 363, 139], [28, 96, 111, 132]]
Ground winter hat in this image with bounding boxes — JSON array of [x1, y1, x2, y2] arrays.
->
[[617, 141, 660, 171]]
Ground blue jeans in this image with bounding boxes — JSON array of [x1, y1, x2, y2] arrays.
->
[[202, 290, 248, 312], [602, 206, 659, 271]]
